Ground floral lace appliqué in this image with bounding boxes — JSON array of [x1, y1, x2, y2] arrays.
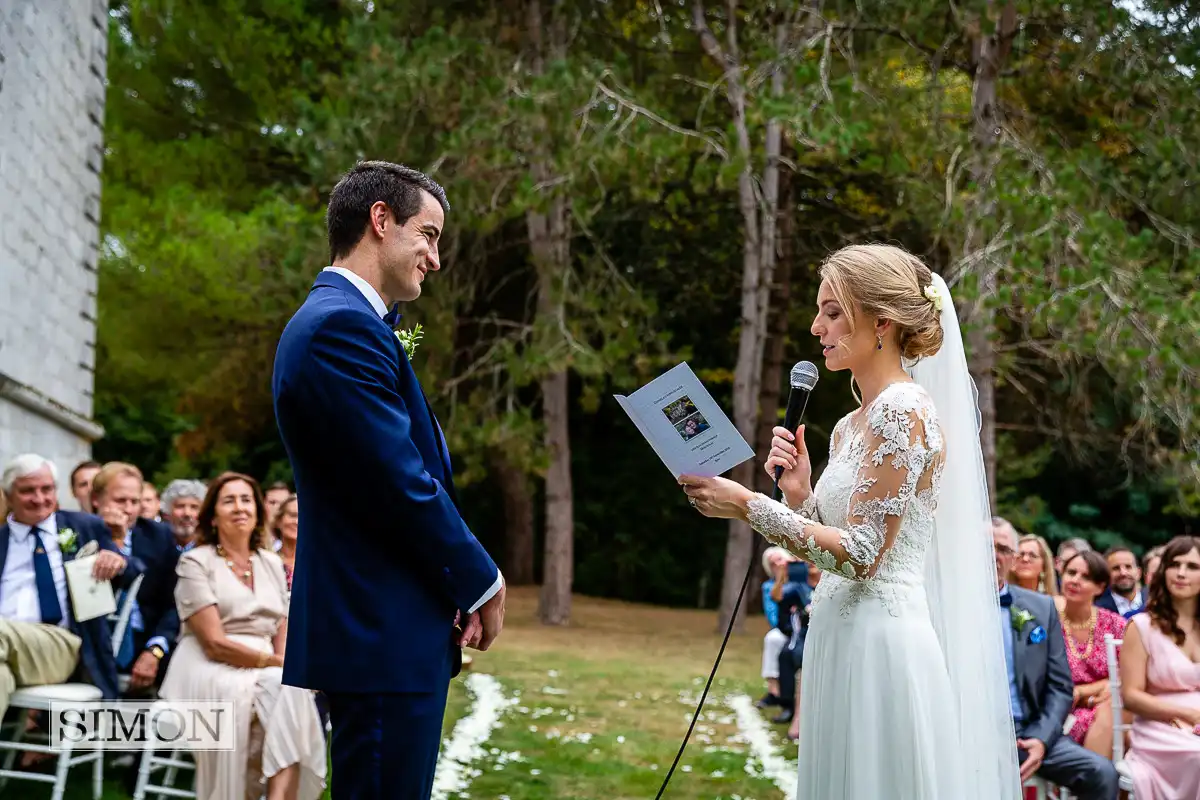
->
[[747, 383, 944, 618]]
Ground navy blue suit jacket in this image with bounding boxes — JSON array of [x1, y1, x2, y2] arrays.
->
[[272, 270, 500, 694], [126, 517, 180, 654], [1095, 587, 1147, 618], [0, 510, 143, 699]]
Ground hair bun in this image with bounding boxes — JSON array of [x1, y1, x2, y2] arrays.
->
[[900, 297, 944, 360]]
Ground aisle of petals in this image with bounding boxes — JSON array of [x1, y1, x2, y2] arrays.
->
[[726, 693, 798, 799], [432, 673, 517, 799]]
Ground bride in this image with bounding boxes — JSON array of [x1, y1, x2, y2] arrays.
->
[[680, 244, 1022, 798]]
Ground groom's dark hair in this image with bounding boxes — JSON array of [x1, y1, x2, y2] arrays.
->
[[326, 161, 449, 262]]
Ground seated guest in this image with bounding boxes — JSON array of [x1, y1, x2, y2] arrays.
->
[[1120, 534, 1200, 800], [0, 454, 133, 720], [777, 564, 820, 739], [992, 519, 1118, 800], [263, 482, 291, 551], [1011, 533, 1059, 595], [1126, 546, 1167, 622], [69, 460, 100, 513], [270, 494, 299, 589], [1054, 537, 1093, 589], [1055, 550, 1125, 757], [159, 472, 325, 800], [1096, 545, 1147, 617], [140, 481, 160, 522], [159, 479, 206, 552], [756, 546, 793, 709], [91, 462, 180, 692]]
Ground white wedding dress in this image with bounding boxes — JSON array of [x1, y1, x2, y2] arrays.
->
[[747, 381, 965, 798]]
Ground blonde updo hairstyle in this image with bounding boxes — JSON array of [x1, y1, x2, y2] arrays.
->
[[820, 244, 945, 361]]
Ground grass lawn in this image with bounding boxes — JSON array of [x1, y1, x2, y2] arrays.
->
[[10, 588, 795, 799]]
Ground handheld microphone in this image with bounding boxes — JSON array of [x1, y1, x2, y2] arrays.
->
[[773, 361, 819, 501]]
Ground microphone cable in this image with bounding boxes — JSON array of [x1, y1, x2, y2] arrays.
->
[[653, 476, 780, 799]]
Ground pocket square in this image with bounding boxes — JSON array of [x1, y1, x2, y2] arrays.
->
[[1028, 625, 1047, 645]]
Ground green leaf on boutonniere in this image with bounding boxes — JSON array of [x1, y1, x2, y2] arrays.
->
[[394, 323, 424, 361], [1010, 606, 1035, 632], [57, 528, 78, 555]]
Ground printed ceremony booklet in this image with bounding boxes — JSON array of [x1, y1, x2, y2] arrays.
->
[[615, 362, 755, 478], [64, 541, 117, 622]]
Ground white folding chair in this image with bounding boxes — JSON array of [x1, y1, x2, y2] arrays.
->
[[131, 701, 196, 800], [0, 572, 147, 798], [1105, 633, 1136, 796], [110, 573, 145, 696]]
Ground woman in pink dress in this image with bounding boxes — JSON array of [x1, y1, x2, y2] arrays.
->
[[1119, 534, 1200, 799], [1056, 550, 1126, 757]]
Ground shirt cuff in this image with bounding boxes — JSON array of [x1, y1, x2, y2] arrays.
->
[[145, 636, 169, 655], [467, 573, 503, 614]]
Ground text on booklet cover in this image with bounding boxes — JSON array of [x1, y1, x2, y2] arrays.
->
[[614, 362, 754, 478]]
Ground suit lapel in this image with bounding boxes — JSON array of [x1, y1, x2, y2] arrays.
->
[[422, 390, 460, 510]]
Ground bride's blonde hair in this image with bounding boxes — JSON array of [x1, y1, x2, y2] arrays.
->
[[820, 244, 944, 360]]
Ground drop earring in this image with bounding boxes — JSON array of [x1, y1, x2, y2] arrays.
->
[[876, 334, 883, 351]]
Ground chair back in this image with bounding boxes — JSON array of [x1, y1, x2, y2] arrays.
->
[[1105, 633, 1127, 761], [110, 573, 145, 656]]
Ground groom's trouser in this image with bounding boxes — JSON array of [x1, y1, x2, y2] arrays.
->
[[1017, 724, 1119, 800], [327, 683, 450, 799]]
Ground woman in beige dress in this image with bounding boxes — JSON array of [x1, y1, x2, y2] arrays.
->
[[159, 471, 326, 800]]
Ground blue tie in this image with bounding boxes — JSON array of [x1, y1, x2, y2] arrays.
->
[[32, 529, 63, 625], [115, 594, 136, 669], [383, 303, 401, 327]]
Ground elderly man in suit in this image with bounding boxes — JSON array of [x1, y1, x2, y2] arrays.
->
[[993, 518, 1118, 800], [88, 462, 180, 693], [0, 454, 138, 720]]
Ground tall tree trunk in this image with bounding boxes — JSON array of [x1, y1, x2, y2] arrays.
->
[[491, 451, 536, 585], [961, 1, 1017, 509], [527, 0, 574, 625], [751, 170, 795, 607], [695, 1, 787, 633]]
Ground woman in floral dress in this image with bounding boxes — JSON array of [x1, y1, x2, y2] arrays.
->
[[1056, 550, 1126, 757]]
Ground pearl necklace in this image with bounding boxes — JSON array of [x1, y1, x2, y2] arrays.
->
[[1060, 605, 1097, 661], [216, 544, 253, 586]]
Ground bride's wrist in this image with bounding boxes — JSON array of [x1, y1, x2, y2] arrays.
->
[[784, 488, 811, 510]]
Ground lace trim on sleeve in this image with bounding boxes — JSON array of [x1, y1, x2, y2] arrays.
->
[[746, 494, 859, 580], [747, 384, 940, 582]]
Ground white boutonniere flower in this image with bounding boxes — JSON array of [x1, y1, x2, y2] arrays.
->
[[57, 528, 78, 555], [395, 323, 424, 361], [1010, 606, 1034, 632], [923, 284, 945, 313]]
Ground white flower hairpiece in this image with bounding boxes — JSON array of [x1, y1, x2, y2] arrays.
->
[[923, 284, 944, 313]]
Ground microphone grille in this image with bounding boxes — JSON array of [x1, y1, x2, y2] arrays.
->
[[790, 361, 819, 390]]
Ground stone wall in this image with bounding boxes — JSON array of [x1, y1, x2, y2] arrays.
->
[[0, 0, 107, 505]]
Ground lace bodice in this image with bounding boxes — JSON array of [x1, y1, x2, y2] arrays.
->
[[747, 382, 944, 617]]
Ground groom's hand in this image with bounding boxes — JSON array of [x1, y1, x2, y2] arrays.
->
[[456, 612, 483, 649], [476, 580, 507, 651]]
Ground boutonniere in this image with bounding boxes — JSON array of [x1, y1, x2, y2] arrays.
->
[[57, 528, 78, 555], [1010, 606, 1034, 632], [394, 323, 424, 361]]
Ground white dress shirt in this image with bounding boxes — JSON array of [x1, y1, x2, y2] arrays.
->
[[320, 266, 503, 613], [2, 514, 71, 627]]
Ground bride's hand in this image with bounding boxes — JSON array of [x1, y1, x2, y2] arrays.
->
[[763, 424, 813, 505], [678, 475, 756, 521]]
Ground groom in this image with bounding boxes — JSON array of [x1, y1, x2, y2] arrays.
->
[[273, 161, 505, 798]]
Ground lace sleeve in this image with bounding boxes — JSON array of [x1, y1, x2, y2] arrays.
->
[[747, 385, 942, 580]]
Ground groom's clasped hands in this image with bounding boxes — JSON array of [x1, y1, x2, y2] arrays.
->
[[455, 580, 508, 652]]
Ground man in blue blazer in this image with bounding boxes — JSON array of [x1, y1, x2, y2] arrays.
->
[[273, 161, 505, 799], [0, 454, 138, 718], [993, 519, 1118, 800]]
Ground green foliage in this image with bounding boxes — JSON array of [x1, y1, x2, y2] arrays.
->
[[96, 0, 1198, 607]]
